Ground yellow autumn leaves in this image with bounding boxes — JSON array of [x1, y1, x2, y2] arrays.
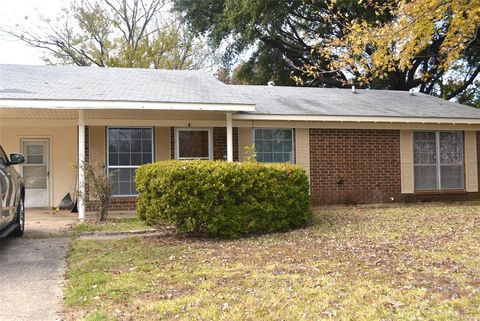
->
[[317, 0, 480, 85]]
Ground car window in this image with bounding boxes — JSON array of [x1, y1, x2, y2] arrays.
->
[[0, 146, 9, 165]]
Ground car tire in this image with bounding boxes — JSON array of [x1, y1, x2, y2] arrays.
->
[[11, 197, 25, 237]]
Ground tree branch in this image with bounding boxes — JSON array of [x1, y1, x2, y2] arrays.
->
[[446, 64, 480, 100]]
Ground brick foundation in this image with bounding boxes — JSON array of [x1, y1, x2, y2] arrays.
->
[[108, 197, 137, 211]]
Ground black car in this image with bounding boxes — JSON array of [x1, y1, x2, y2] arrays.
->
[[0, 146, 26, 238]]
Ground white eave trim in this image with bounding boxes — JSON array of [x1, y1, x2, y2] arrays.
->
[[0, 99, 256, 112], [233, 114, 480, 125]]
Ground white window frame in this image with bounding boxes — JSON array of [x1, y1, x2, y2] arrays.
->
[[253, 128, 295, 163], [175, 128, 213, 160], [413, 130, 464, 191], [107, 127, 155, 197]]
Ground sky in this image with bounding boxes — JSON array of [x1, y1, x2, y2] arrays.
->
[[0, 0, 64, 65]]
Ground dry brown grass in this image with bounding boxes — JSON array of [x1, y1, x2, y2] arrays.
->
[[65, 204, 480, 320]]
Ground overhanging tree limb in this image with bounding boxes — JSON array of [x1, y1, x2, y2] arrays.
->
[[446, 64, 480, 100]]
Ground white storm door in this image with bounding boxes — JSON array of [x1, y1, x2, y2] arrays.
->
[[22, 140, 50, 208]]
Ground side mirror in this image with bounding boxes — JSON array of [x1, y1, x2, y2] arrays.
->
[[9, 153, 25, 165]]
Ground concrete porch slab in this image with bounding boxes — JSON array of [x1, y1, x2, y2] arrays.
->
[[25, 209, 137, 238]]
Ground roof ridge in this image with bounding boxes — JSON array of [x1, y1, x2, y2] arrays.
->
[[0, 63, 212, 74], [230, 84, 429, 94]]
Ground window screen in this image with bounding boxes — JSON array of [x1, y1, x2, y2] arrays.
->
[[108, 128, 153, 196], [176, 129, 212, 160], [413, 131, 464, 190], [254, 129, 293, 163]]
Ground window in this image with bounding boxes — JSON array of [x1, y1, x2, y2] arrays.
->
[[107, 128, 153, 196], [254, 128, 294, 163], [175, 128, 212, 160], [413, 131, 464, 190]]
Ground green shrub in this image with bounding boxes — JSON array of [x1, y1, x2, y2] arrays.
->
[[135, 160, 311, 238]]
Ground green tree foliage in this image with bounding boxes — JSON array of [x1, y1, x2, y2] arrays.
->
[[4, 0, 213, 69], [173, 0, 362, 86], [173, 0, 479, 105]]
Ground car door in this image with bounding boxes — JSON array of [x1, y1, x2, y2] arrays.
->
[[0, 147, 15, 229]]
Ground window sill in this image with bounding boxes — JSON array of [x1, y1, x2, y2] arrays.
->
[[413, 189, 467, 195]]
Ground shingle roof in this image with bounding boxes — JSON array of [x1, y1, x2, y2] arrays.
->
[[1, 64, 480, 120], [0, 64, 252, 105], [235, 85, 480, 119]]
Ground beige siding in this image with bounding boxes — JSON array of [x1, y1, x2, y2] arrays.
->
[[89, 126, 106, 164], [155, 127, 171, 161], [0, 125, 77, 207], [295, 128, 310, 176], [400, 130, 414, 193], [464, 131, 478, 192], [237, 127, 253, 161]]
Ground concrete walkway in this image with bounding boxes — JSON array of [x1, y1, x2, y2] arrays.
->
[[25, 209, 136, 238]]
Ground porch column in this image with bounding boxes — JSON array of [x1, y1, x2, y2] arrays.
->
[[226, 112, 233, 162], [78, 110, 86, 221]]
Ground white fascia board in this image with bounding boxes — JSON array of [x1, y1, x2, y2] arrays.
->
[[233, 114, 480, 125], [0, 99, 256, 112]]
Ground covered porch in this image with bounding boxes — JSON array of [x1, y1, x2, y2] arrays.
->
[[0, 103, 254, 220]]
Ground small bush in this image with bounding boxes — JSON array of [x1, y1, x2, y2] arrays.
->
[[80, 161, 114, 222], [136, 161, 311, 238]]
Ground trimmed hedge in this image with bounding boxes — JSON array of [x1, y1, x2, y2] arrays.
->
[[135, 160, 311, 238]]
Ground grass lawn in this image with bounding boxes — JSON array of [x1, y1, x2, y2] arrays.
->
[[65, 205, 480, 320], [73, 217, 152, 234]]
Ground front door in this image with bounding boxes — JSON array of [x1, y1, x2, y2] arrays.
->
[[21, 139, 50, 208]]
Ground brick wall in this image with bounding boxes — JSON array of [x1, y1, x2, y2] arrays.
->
[[213, 127, 239, 161], [108, 197, 137, 211], [310, 129, 480, 205], [170, 127, 175, 160], [86, 197, 137, 212], [309, 129, 402, 205]]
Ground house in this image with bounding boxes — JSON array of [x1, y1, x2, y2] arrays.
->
[[1, 64, 480, 220]]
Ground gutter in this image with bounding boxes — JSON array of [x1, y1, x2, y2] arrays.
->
[[0, 99, 256, 113], [233, 114, 480, 125]]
